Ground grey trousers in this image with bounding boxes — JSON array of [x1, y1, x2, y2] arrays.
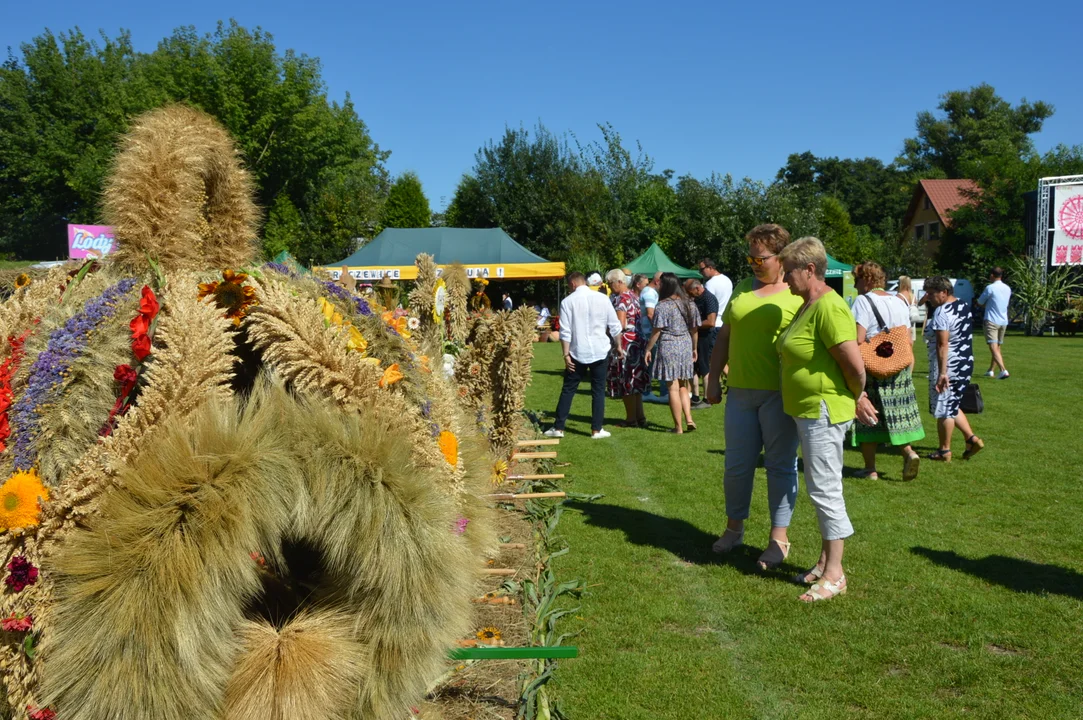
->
[[794, 401, 854, 541]]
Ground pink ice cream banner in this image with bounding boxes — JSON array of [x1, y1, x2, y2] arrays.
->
[[67, 224, 117, 260]]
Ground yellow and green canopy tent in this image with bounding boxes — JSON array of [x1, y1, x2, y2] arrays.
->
[[315, 228, 565, 281]]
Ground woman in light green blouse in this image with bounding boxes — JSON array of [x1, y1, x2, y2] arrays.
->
[[777, 237, 878, 602]]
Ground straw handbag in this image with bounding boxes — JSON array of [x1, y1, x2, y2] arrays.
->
[[859, 295, 913, 380]]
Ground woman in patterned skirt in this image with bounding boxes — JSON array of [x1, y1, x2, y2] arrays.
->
[[606, 270, 649, 427], [644, 272, 700, 433], [850, 262, 925, 481], [923, 276, 985, 462]]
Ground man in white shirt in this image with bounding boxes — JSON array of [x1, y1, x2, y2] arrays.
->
[[698, 258, 733, 326], [976, 266, 1012, 379], [502, 292, 513, 311], [544, 272, 623, 439]]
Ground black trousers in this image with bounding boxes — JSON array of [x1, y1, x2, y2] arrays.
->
[[553, 355, 610, 432]]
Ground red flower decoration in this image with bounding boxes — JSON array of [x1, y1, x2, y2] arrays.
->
[[5, 556, 38, 593], [129, 313, 149, 339], [132, 334, 152, 362], [28, 707, 57, 720], [139, 285, 160, 320], [114, 364, 138, 386], [1, 613, 32, 632]]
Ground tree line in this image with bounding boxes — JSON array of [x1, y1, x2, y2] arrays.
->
[[2, 22, 1081, 285]]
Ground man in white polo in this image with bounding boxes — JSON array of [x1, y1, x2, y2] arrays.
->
[[698, 258, 733, 323], [545, 272, 622, 439], [977, 266, 1012, 379]]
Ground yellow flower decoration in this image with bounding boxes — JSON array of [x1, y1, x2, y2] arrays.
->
[[319, 298, 367, 354], [14, 274, 31, 290], [476, 626, 502, 642], [0, 470, 49, 532], [491, 459, 508, 485], [438, 431, 459, 466], [346, 326, 367, 354], [433, 279, 448, 321], [379, 363, 404, 388]]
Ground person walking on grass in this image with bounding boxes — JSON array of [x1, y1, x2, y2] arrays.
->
[[777, 237, 879, 602], [606, 269, 649, 428], [684, 278, 717, 409], [644, 273, 700, 433], [924, 276, 985, 462], [977, 266, 1012, 379], [707, 224, 804, 571], [545, 272, 623, 440], [641, 272, 669, 404], [850, 262, 924, 481]]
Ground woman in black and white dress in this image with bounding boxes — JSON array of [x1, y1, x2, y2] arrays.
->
[[923, 276, 984, 462]]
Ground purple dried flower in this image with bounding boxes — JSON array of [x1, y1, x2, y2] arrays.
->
[[354, 296, 373, 316], [420, 400, 432, 417], [430, 422, 441, 438], [264, 262, 296, 278], [322, 281, 352, 303], [11, 278, 138, 470], [453, 517, 469, 535]]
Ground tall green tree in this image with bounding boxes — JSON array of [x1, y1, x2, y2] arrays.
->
[[0, 21, 389, 263], [898, 83, 1053, 178], [379, 172, 432, 230]]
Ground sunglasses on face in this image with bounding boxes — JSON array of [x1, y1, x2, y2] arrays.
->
[[746, 253, 777, 267]]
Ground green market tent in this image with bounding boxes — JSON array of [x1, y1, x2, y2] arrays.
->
[[270, 250, 310, 274], [825, 254, 853, 278], [315, 228, 565, 281], [624, 243, 699, 279]]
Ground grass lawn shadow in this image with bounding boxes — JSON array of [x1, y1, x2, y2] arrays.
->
[[911, 547, 1083, 601], [567, 500, 768, 573]]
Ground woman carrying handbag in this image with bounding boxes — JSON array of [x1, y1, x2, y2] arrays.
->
[[851, 263, 925, 481]]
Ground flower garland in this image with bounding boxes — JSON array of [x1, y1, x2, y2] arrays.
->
[[101, 285, 161, 437], [9, 278, 138, 470], [0, 328, 33, 453]]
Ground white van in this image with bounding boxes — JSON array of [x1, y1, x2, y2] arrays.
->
[[886, 278, 975, 325]]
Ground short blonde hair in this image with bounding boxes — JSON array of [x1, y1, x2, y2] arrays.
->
[[853, 261, 886, 289], [778, 236, 827, 279], [746, 224, 791, 254], [605, 269, 629, 287]]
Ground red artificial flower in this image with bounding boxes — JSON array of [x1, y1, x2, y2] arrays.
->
[[131, 334, 152, 361], [114, 364, 138, 387], [28, 706, 57, 720], [5, 556, 38, 593], [139, 285, 160, 320], [129, 314, 149, 339], [1, 613, 32, 632]]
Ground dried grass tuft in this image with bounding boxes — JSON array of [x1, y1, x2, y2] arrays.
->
[[103, 105, 259, 273]]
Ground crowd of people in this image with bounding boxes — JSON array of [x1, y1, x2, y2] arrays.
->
[[545, 223, 1010, 602]]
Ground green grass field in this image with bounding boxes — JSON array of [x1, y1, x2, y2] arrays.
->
[[523, 334, 1083, 719]]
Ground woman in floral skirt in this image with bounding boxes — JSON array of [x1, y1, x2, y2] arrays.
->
[[606, 270, 649, 427], [644, 272, 700, 433]]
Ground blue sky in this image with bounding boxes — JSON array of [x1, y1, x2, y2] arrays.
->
[[6, 0, 1082, 210]]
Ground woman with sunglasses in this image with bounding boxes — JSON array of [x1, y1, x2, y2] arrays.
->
[[706, 224, 804, 571]]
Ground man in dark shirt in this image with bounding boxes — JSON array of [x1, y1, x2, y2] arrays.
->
[[685, 279, 718, 409]]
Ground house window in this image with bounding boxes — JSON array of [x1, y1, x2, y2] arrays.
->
[[914, 224, 925, 241], [923, 195, 933, 210], [928, 221, 940, 241]]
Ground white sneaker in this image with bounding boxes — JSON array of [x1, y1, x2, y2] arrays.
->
[[984, 370, 995, 377], [591, 429, 611, 439], [543, 428, 564, 438], [998, 371, 1010, 379]]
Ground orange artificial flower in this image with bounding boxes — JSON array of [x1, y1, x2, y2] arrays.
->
[[438, 430, 459, 466], [379, 363, 404, 388], [198, 269, 258, 325]]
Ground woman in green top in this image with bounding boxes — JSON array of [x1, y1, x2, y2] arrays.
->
[[777, 237, 879, 602], [706, 224, 805, 571]]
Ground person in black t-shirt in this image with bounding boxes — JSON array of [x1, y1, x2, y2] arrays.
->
[[685, 279, 719, 409]]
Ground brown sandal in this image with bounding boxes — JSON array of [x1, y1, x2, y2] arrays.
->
[[963, 435, 984, 460]]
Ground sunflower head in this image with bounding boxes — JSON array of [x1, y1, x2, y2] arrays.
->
[[199, 270, 258, 325], [0, 470, 49, 532], [476, 626, 502, 642], [491, 459, 508, 485], [14, 274, 30, 290]]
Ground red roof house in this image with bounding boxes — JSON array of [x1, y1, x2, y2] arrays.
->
[[903, 179, 981, 246]]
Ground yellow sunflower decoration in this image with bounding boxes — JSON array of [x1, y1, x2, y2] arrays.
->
[[0, 469, 49, 532], [476, 626, 502, 642], [14, 274, 31, 290], [491, 459, 508, 485], [433, 278, 448, 322], [198, 269, 258, 325]]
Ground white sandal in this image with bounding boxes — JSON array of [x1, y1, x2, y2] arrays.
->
[[800, 575, 847, 602], [711, 527, 744, 554], [793, 565, 824, 585]]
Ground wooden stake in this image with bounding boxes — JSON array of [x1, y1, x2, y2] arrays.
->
[[511, 452, 558, 460], [507, 473, 565, 480], [481, 568, 517, 576], [487, 492, 566, 501], [500, 543, 526, 550], [472, 595, 517, 605], [516, 439, 560, 447]]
